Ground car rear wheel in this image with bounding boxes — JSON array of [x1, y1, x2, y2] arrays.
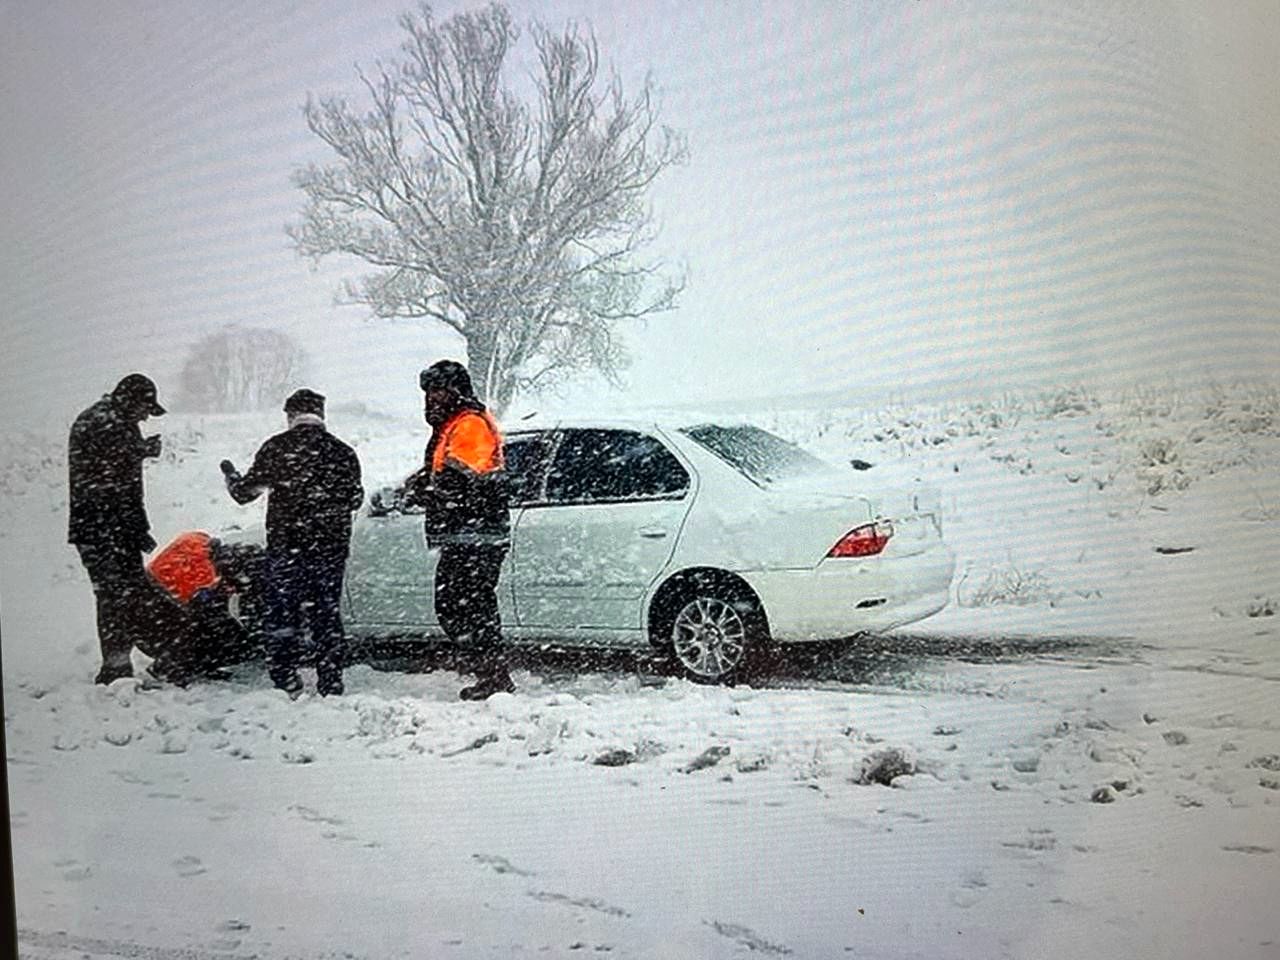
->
[[672, 596, 748, 679], [656, 578, 771, 684]]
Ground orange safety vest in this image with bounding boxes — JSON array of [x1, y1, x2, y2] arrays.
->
[[147, 531, 220, 604], [431, 409, 504, 475]]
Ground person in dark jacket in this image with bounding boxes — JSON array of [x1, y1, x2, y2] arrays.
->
[[67, 373, 167, 684], [220, 389, 363, 697], [404, 360, 514, 700]]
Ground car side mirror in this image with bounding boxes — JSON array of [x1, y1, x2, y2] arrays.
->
[[369, 486, 402, 517]]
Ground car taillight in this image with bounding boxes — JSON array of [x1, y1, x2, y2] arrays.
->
[[827, 520, 894, 558]]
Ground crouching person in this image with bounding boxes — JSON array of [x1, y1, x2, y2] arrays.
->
[[221, 390, 363, 697], [143, 531, 257, 685]]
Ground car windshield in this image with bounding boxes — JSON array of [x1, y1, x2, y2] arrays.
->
[[679, 424, 837, 485]]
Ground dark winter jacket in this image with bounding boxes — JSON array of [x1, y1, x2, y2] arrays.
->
[[404, 402, 509, 546], [226, 420, 364, 556], [67, 395, 156, 548]]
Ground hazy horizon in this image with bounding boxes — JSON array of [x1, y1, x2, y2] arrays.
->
[[3, 0, 1278, 430]]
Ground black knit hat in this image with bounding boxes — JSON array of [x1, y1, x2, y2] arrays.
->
[[419, 359, 475, 398], [283, 388, 325, 417]]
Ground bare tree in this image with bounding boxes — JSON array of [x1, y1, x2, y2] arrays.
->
[[288, 2, 686, 413], [177, 327, 310, 413]]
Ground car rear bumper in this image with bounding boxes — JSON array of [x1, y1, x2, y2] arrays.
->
[[739, 542, 955, 643]]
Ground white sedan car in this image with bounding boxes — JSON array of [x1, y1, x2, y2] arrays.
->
[[320, 417, 955, 682]]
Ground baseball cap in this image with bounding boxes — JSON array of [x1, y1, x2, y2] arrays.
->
[[113, 373, 166, 416]]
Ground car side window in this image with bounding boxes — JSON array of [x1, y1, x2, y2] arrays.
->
[[545, 429, 689, 504], [504, 433, 554, 506]]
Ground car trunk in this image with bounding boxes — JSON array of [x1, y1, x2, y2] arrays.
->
[[767, 471, 944, 562]]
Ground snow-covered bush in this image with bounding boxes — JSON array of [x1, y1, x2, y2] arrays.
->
[[856, 747, 917, 786], [1036, 385, 1098, 418], [0, 432, 64, 502], [958, 563, 1059, 608]]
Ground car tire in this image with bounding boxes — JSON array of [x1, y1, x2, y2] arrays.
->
[[346, 638, 444, 673], [654, 576, 771, 684]]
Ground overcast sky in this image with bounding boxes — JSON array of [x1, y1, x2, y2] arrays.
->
[[2, 0, 1278, 427]]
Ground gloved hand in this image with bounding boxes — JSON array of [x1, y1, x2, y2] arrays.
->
[[137, 532, 157, 554], [219, 459, 237, 477], [143, 434, 162, 458]]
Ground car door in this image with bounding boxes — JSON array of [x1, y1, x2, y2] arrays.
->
[[345, 473, 438, 629], [345, 431, 554, 631], [511, 427, 694, 632]]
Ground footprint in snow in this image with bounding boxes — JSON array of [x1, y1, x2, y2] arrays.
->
[[287, 806, 376, 847], [320, 830, 377, 847], [207, 802, 238, 823], [948, 872, 988, 908], [704, 920, 792, 956], [289, 804, 345, 826], [55, 859, 92, 882], [527, 891, 631, 919], [1000, 829, 1057, 857], [1011, 754, 1041, 774], [173, 855, 207, 877], [1222, 844, 1273, 855], [473, 853, 535, 877]]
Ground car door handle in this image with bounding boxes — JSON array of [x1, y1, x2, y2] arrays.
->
[[638, 526, 668, 539]]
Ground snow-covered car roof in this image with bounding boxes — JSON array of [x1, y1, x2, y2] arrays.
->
[[504, 414, 747, 435]]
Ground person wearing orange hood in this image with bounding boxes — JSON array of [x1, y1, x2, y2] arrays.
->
[[142, 531, 256, 685]]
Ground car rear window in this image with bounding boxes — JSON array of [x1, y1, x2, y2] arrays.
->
[[679, 424, 836, 485]]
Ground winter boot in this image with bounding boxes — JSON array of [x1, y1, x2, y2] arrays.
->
[[192, 665, 233, 682], [316, 669, 344, 697], [459, 663, 515, 701], [274, 671, 304, 699], [146, 661, 191, 687], [95, 662, 134, 686], [315, 643, 345, 697]]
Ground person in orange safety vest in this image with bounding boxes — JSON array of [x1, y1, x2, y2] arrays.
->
[[404, 360, 514, 700], [142, 531, 255, 685]]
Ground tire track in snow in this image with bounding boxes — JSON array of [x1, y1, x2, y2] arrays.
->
[[18, 929, 260, 960]]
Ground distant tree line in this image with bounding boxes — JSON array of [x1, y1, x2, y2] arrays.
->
[[177, 326, 309, 413]]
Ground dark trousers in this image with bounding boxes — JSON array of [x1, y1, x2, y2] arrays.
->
[[434, 543, 509, 674], [75, 542, 148, 675], [263, 546, 347, 693], [148, 587, 255, 681]]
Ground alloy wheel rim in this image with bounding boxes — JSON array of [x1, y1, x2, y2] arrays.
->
[[672, 596, 747, 678]]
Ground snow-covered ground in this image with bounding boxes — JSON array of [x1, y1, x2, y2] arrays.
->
[[3, 382, 1279, 959]]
